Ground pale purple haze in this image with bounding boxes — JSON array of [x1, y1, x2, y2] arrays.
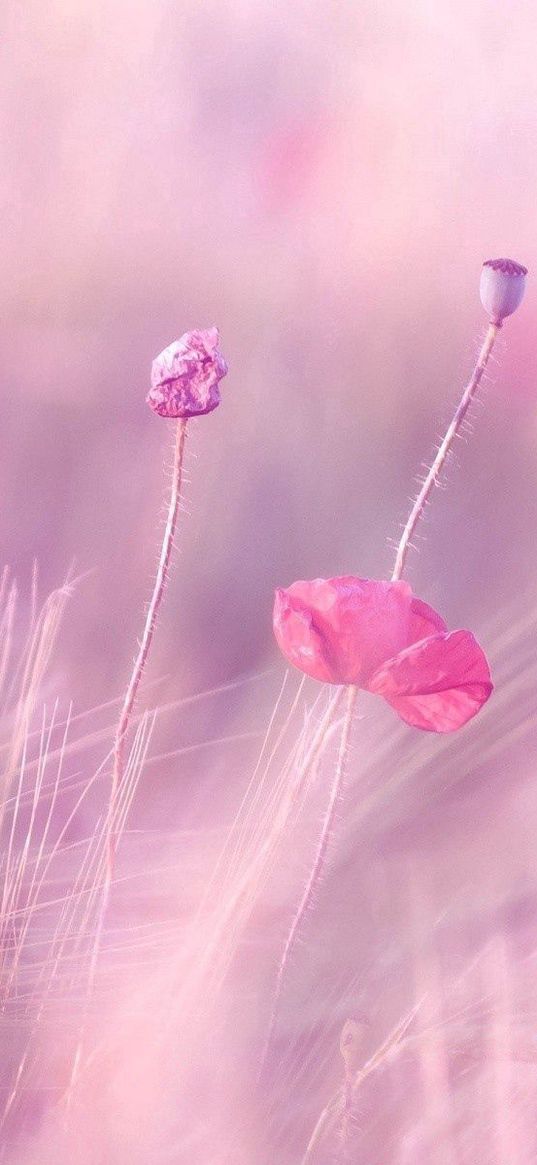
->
[[1, 2, 537, 1162]]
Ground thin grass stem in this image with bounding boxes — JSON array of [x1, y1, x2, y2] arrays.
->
[[259, 685, 357, 1079]]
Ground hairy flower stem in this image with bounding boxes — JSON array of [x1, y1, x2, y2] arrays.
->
[[107, 417, 187, 876], [296, 321, 503, 1156], [264, 324, 501, 1078], [65, 421, 187, 1099], [391, 321, 500, 582]]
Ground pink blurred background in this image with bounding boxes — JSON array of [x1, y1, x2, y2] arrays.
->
[[2, 3, 537, 1161], [1, 0, 536, 708]]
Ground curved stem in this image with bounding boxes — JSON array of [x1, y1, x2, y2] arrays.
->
[[66, 420, 187, 1102], [107, 417, 187, 873], [391, 321, 500, 581], [266, 323, 501, 1086], [298, 321, 501, 1158], [259, 686, 357, 1079]]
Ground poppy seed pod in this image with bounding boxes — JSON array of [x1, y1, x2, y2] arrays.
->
[[480, 258, 527, 324]]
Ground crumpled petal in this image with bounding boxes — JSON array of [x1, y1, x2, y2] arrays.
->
[[147, 327, 228, 418], [368, 629, 493, 732], [273, 577, 412, 686]]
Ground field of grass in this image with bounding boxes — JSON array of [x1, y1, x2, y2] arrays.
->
[[1, 3, 537, 1162]]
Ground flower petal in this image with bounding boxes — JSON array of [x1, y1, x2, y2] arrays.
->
[[368, 630, 493, 732], [407, 596, 447, 645], [273, 588, 336, 682], [273, 577, 412, 685]]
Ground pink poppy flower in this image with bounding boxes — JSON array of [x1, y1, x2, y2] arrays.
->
[[273, 577, 492, 733], [147, 327, 228, 418]]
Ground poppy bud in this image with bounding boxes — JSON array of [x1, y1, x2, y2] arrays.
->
[[480, 258, 527, 324], [147, 327, 228, 418]]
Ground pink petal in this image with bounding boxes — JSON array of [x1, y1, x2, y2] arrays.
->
[[368, 630, 493, 732], [272, 588, 336, 682], [273, 577, 412, 685], [408, 596, 447, 645]]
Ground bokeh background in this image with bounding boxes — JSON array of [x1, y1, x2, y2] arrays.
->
[[2, 0, 537, 707], [2, 2, 537, 1162]]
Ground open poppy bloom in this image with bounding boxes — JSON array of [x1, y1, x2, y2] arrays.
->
[[273, 577, 492, 733]]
